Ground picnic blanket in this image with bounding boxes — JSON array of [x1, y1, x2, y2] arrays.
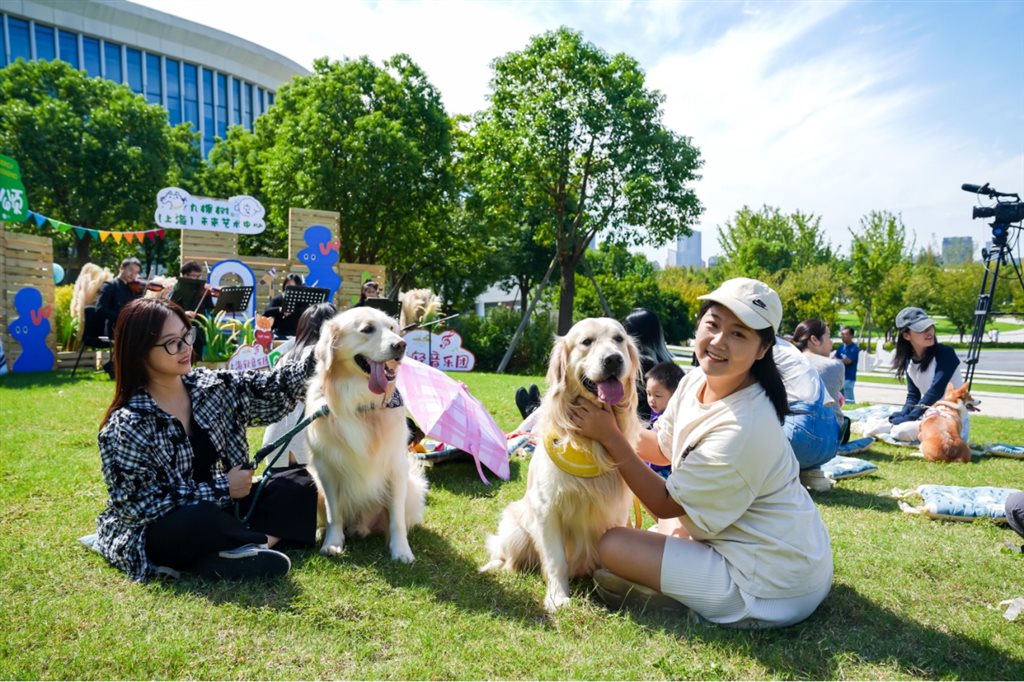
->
[[821, 455, 879, 481], [886, 485, 1020, 522], [985, 444, 1024, 459]]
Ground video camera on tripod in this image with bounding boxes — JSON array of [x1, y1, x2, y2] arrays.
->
[[960, 182, 1023, 387]]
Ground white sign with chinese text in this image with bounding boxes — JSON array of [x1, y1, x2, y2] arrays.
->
[[228, 344, 271, 371], [402, 329, 476, 371], [154, 187, 266, 234]]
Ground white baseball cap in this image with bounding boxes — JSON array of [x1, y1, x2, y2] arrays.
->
[[698, 277, 783, 331]]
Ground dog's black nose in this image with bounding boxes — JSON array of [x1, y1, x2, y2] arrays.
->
[[602, 353, 624, 374], [392, 339, 407, 355]]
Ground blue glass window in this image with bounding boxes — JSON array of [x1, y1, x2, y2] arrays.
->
[[58, 30, 78, 69], [183, 62, 199, 129], [255, 87, 265, 119], [267, 92, 274, 108], [232, 78, 241, 127], [216, 73, 228, 138], [244, 82, 254, 130], [0, 17, 5, 67], [165, 58, 181, 125], [104, 41, 122, 82], [34, 23, 56, 61], [82, 36, 101, 77], [8, 17, 31, 62], [126, 48, 142, 94], [202, 68, 215, 153], [145, 53, 161, 105]]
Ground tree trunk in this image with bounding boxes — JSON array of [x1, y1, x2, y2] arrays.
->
[[557, 255, 576, 335], [518, 277, 530, 314], [73, 234, 92, 271]]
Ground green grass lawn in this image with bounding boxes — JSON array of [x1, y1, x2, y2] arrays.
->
[[1, 371, 1022, 679], [855, 373, 1024, 395], [837, 312, 1024, 336]]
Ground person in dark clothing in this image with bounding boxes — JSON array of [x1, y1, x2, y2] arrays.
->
[[178, 261, 212, 361], [93, 298, 318, 581], [263, 273, 304, 339], [96, 257, 142, 378], [623, 308, 676, 423], [1005, 492, 1024, 553]]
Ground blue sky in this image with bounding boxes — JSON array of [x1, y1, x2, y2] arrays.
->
[[135, 0, 1024, 265]]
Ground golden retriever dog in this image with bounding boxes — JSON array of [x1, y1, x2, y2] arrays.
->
[[919, 383, 980, 463], [399, 288, 441, 329], [305, 307, 428, 562], [480, 318, 642, 611]]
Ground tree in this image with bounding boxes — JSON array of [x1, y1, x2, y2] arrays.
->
[[250, 55, 456, 288], [933, 263, 985, 342], [0, 59, 179, 270], [775, 263, 843, 334], [717, 205, 833, 279], [847, 210, 912, 343], [468, 28, 702, 334]]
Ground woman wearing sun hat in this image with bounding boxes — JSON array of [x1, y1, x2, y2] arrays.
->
[[888, 306, 969, 441], [572, 277, 832, 629]]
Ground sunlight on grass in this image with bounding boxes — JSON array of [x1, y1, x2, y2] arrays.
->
[[1, 371, 1022, 679]]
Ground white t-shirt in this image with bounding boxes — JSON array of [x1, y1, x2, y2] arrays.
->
[[656, 368, 833, 599], [774, 337, 827, 404]]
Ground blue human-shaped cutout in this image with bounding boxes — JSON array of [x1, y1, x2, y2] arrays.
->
[[10, 287, 54, 372], [297, 225, 341, 300]]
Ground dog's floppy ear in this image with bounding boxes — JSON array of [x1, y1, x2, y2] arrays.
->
[[545, 335, 569, 395], [314, 318, 341, 369]]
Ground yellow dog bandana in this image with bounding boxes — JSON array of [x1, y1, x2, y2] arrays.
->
[[545, 433, 611, 478]]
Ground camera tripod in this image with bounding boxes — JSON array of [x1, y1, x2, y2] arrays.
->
[[962, 223, 1019, 387]]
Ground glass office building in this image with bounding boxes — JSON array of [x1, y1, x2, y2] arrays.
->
[[1, 0, 308, 156]]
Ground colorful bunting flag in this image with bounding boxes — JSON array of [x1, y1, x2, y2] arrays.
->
[[21, 210, 167, 243]]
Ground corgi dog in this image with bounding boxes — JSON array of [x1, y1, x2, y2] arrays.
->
[[918, 383, 980, 463]]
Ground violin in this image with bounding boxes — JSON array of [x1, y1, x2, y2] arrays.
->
[[128, 279, 168, 296]]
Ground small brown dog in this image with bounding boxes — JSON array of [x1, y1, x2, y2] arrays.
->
[[918, 383, 981, 463]]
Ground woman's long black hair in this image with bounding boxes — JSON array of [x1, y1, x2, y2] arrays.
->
[[697, 301, 789, 423], [891, 329, 937, 381]]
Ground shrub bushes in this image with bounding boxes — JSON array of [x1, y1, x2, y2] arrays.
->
[[452, 306, 556, 375]]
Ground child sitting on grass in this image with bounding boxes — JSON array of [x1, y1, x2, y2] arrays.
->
[[644, 361, 685, 479]]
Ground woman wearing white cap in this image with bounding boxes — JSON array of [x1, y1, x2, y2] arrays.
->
[[572, 277, 833, 629], [888, 306, 969, 440]]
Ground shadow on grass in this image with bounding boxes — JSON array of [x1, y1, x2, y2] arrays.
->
[[423, 456, 523, 499], [810, 485, 899, 513], [301, 525, 550, 625], [623, 583, 1024, 679], [0, 370, 110, 388]]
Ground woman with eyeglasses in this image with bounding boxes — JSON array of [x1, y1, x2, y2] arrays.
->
[[92, 298, 319, 582]]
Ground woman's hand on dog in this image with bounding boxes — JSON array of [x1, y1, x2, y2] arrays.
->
[[570, 400, 622, 446], [227, 464, 253, 499]]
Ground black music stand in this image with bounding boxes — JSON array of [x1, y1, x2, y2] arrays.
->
[[170, 277, 205, 311], [363, 297, 400, 318], [213, 285, 253, 315], [283, 286, 330, 317]]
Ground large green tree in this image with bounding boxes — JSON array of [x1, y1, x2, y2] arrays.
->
[[245, 55, 456, 289], [848, 210, 912, 342], [717, 205, 834, 279], [0, 59, 182, 270], [468, 28, 702, 334]]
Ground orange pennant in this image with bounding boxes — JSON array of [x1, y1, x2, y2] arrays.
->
[[99, 231, 111, 242], [134, 231, 144, 242], [122, 232, 133, 243]]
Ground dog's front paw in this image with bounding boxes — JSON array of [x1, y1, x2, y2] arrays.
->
[[390, 538, 415, 563], [320, 542, 345, 557], [544, 589, 572, 612]]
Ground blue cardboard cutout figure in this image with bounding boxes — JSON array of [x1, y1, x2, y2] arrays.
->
[[298, 225, 341, 300], [11, 287, 54, 372]]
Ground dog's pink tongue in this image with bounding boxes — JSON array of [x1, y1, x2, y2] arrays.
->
[[368, 360, 389, 395], [597, 378, 625, 405]]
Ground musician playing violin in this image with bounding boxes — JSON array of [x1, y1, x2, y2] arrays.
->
[[97, 257, 143, 379]]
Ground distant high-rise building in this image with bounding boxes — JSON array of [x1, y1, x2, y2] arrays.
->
[[942, 237, 974, 265], [668, 231, 702, 268], [706, 255, 722, 269]]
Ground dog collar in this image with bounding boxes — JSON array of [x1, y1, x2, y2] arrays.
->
[[545, 433, 611, 478], [356, 388, 404, 413]]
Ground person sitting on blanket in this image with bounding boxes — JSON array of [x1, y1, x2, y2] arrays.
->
[[93, 298, 319, 582], [886, 307, 970, 442], [792, 319, 849, 445]]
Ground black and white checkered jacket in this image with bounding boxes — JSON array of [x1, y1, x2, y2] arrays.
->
[[94, 352, 315, 581]]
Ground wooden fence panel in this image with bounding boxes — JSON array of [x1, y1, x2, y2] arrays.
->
[[0, 224, 56, 370]]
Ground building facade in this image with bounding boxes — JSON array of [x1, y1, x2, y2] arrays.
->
[[668, 231, 702, 268], [1, 0, 308, 156]]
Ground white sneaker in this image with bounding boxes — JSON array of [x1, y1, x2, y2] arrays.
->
[[800, 468, 835, 492]]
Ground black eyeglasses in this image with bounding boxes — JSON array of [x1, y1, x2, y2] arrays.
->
[[157, 327, 197, 355]]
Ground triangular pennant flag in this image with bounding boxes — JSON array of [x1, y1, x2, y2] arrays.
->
[[74, 227, 88, 239], [98, 230, 111, 242], [157, 229, 165, 240], [47, 218, 61, 230], [57, 222, 71, 233], [112, 232, 123, 243], [134, 231, 144, 242], [89, 229, 100, 239], [146, 231, 156, 242], [122, 232, 134, 243], [32, 211, 47, 228]]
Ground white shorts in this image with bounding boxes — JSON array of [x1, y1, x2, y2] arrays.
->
[[660, 536, 831, 628]]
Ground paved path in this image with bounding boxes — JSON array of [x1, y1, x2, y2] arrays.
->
[[853, 381, 1022, 419]]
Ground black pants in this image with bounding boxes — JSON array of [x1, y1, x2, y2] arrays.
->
[[145, 467, 318, 571], [1006, 491, 1024, 542]]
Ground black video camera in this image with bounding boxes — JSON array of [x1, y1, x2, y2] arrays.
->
[[962, 183, 1024, 224]]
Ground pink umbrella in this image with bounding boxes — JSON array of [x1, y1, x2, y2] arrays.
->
[[396, 357, 510, 484]]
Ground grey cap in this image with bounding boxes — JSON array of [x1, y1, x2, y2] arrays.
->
[[895, 307, 936, 332]]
